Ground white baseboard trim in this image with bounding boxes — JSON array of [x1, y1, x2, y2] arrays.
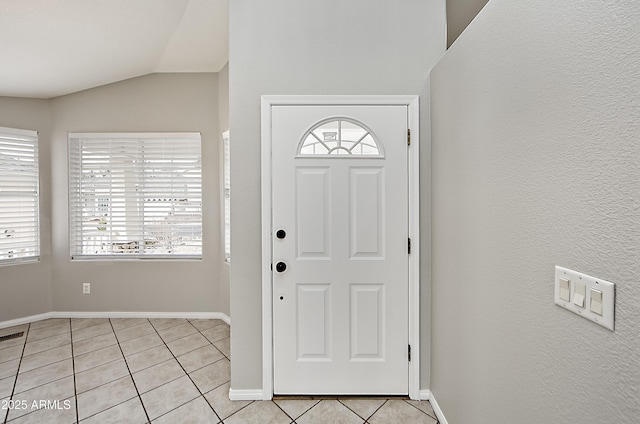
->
[[421, 390, 448, 424], [0, 311, 230, 329], [228, 389, 265, 401]]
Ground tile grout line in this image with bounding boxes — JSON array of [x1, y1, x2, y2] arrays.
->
[[336, 398, 375, 422], [3, 323, 31, 424], [272, 399, 300, 423], [148, 319, 227, 423], [108, 318, 152, 424], [403, 398, 439, 421], [186, 319, 239, 423], [68, 319, 80, 424]]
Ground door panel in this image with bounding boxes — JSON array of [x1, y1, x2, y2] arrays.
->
[[350, 284, 385, 360], [296, 167, 331, 258], [350, 167, 385, 258], [272, 105, 408, 395]]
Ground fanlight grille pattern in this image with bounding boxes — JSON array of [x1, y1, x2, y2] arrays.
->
[[299, 119, 382, 156]]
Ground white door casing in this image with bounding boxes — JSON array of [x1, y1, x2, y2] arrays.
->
[[261, 95, 420, 400]]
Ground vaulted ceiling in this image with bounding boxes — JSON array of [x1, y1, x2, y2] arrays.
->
[[0, 0, 228, 99], [0, 0, 486, 99]]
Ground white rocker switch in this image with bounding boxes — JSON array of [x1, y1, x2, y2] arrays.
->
[[573, 282, 586, 308], [559, 277, 571, 302], [590, 288, 603, 316]]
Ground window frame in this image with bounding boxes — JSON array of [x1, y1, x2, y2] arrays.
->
[[222, 130, 230, 263], [0, 126, 40, 266], [68, 132, 203, 260]]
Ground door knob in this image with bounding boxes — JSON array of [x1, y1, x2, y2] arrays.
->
[[276, 229, 286, 239], [275, 262, 287, 273]]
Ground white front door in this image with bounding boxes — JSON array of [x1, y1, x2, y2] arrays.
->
[[271, 105, 409, 395]]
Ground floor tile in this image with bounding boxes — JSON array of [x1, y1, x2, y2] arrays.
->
[[149, 318, 187, 331], [75, 358, 130, 394], [26, 322, 70, 343], [201, 325, 229, 343], [297, 400, 364, 424], [80, 397, 147, 424], [156, 323, 197, 343], [1, 397, 8, 423], [204, 382, 251, 420], [0, 329, 27, 350], [72, 331, 118, 356], [274, 398, 320, 420], [0, 375, 15, 399], [213, 337, 230, 357], [20, 344, 72, 373], [8, 376, 75, 420], [177, 345, 224, 373], [120, 333, 163, 357], [74, 344, 123, 373], [152, 395, 219, 424], [77, 376, 137, 421], [141, 375, 200, 420], [188, 319, 225, 332], [224, 400, 290, 424], [189, 358, 230, 393], [71, 318, 109, 331], [28, 319, 69, 331], [110, 318, 148, 331], [71, 322, 113, 343], [339, 398, 386, 420], [23, 334, 70, 357], [0, 344, 24, 364], [14, 359, 73, 394], [125, 345, 173, 374], [166, 333, 209, 357], [6, 396, 75, 424], [405, 399, 437, 418], [115, 322, 155, 343], [132, 359, 185, 394], [0, 358, 20, 379], [0, 324, 28, 337], [368, 400, 438, 424]]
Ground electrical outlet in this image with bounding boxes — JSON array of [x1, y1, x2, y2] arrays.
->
[[82, 282, 91, 294]]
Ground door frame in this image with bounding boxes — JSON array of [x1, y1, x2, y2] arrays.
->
[[260, 95, 420, 400]]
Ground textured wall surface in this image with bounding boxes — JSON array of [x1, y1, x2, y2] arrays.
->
[[0, 98, 53, 321], [229, 0, 445, 391], [49, 73, 223, 314], [430, 0, 640, 422]]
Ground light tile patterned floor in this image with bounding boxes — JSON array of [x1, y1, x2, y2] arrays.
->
[[0, 319, 438, 423]]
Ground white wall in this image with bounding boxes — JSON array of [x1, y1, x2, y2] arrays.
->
[[430, 1, 640, 422], [229, 0, 445, 391], [48, 73, 225, 314], [218, 63, 230, 317], [0, 98, 53, 321]]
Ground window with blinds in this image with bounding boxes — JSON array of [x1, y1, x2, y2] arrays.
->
[[222, 130, 230, 263], [69, 133, 202, 259], [0, 126, 40, 265]]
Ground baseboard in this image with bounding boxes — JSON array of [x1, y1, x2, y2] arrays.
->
[[228, 389, 265, 401], [422, 390, 448, 424], [0, 311, 230, 329], [0, 313, 53, 330]]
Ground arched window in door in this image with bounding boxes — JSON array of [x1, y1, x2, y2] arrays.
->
[[298, 118, 383, 157]]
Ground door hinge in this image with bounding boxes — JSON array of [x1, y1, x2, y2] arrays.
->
[[408, 238, 411, 254], [407, 129, 411, 146], [408, 344, 411, 361]]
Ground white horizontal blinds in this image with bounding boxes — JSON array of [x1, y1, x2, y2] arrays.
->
[[69, 133, 202, 259], [0, 127, 40, 264], [222, 131, 230, 262]]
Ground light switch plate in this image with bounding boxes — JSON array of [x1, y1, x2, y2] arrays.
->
[[554, 266, 615, 331]]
